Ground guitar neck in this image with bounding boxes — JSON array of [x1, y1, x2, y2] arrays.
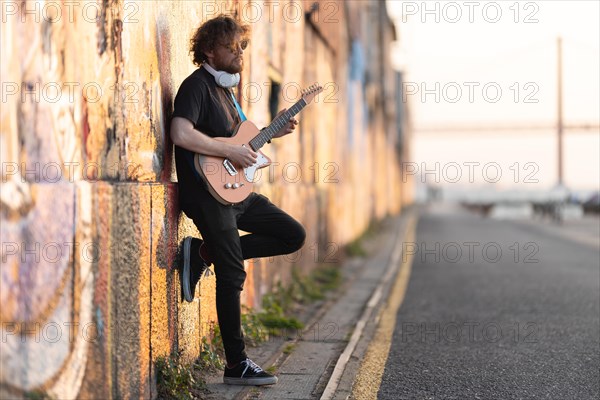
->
[[249, 98, 308, 151]]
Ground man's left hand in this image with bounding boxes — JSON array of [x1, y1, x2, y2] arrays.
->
[[272, 108, 298, 139]]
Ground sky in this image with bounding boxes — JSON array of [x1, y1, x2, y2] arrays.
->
[[386, 0, 600, 192]]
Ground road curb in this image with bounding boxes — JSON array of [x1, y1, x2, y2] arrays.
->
[[321, 209, 419, 399]]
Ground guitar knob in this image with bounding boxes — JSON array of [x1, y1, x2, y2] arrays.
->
[[233, 183, 240, 189], [224, 183, 232, 189]]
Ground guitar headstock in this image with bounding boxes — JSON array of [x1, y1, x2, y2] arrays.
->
[[301, 83, 324, 104]]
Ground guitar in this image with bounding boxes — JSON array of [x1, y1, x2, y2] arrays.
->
[[194, 84, 323, 205]]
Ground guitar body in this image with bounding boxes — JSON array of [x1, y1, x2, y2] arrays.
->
[[194, 120, 271, 205]]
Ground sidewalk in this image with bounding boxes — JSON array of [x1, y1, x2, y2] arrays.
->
[[203, 208, 417, 400]]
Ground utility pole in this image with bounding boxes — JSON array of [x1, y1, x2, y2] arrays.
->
[[557, 36, 564, 187]]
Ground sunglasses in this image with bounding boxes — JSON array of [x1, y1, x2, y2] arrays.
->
[[222, 39, 250, 53]]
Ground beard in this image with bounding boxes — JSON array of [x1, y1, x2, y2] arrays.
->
[[217, 58, 243, 74]]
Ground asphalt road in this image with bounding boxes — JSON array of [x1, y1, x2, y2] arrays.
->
[[378, 205, 600, 400]]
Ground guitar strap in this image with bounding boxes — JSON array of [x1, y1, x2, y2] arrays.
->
[[230, 91, 247, 122]]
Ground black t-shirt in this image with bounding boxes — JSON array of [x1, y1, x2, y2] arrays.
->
[[172, 66, 242, 206]]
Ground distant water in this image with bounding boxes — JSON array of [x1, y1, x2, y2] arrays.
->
[[412, 129, 600, 198]]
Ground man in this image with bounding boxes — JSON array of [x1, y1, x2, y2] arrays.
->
[[169, 14, 306, 386]]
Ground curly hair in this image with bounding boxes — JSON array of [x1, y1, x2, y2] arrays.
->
[[190, 14, 250, 66]]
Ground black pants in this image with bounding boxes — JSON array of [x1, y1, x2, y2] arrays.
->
[[182, 190, 306, 365]]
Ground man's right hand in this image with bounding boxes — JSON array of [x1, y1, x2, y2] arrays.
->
[[226, 144, 258, 168], [170, 117, 258, 168]]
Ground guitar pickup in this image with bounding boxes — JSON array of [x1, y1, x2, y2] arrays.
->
[[223, 159, 238, 176]]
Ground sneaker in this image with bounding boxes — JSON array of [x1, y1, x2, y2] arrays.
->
[[223, 358, 278, 386], [180, 237, 211, 302]]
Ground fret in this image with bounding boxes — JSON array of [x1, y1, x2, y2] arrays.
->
[[249, 97, 310, 151]]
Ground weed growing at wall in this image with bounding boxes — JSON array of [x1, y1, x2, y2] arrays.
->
[[24, 390, 54, 400], [258, 293, 304, 335], [345, 218, 385, 257], [345, 239, 368, 257], [241, 306, 270, 346], [254, 263, 343, 336], [312, 265, 343, 292], [198, 336, 225, 372], [155, 351, 206, 400]]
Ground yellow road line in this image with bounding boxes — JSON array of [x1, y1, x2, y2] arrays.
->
[[351, 215, 418, 400]]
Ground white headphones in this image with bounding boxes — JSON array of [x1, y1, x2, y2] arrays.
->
[[203, 63, 240, 88]]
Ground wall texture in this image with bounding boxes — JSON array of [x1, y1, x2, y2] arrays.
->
[[0, 1, 410, 398]]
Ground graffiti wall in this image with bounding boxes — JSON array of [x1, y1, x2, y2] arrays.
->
[[0, 1, 408, 398]]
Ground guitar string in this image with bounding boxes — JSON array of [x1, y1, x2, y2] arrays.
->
[[250, 99, 307, 150]]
